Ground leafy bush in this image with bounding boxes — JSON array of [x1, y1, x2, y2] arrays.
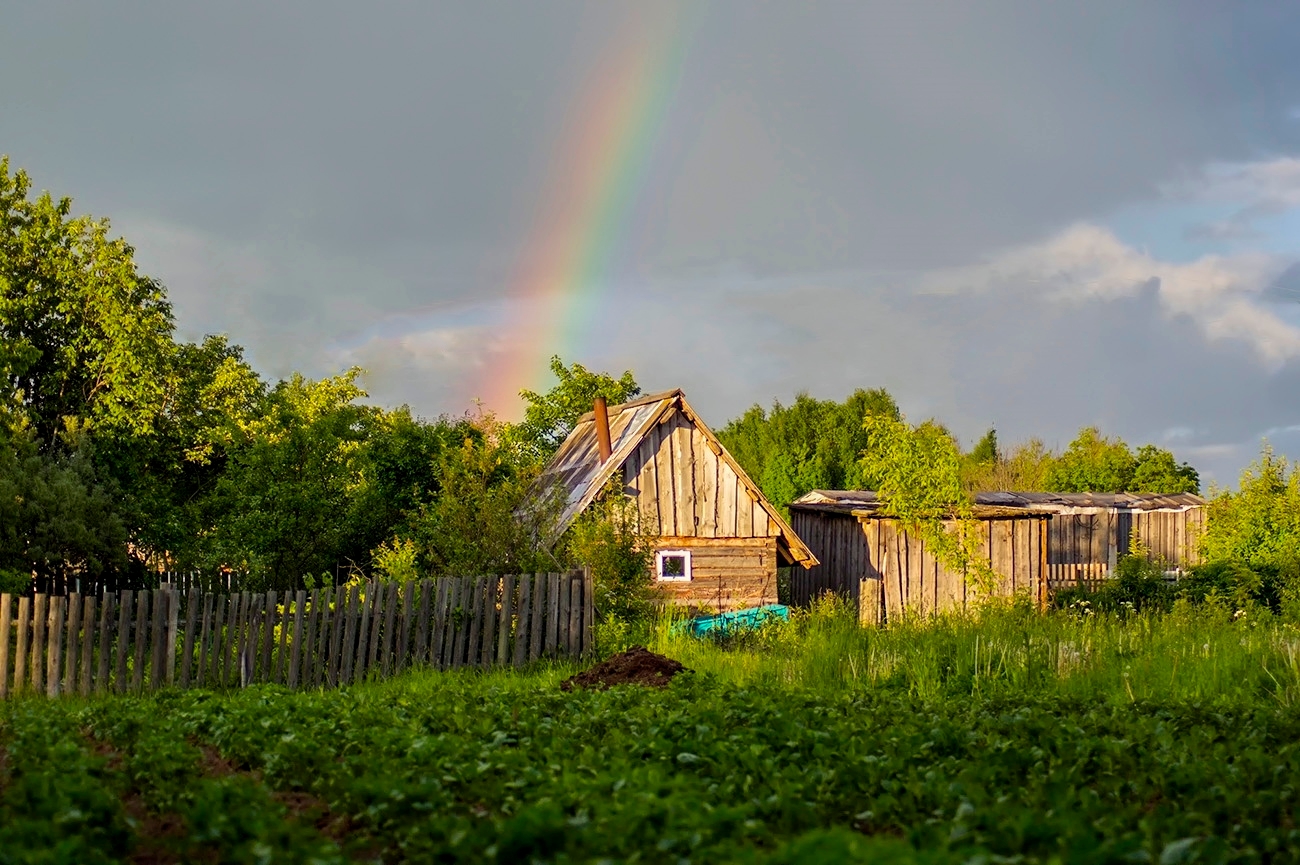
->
[[561, 477, 658, 627]]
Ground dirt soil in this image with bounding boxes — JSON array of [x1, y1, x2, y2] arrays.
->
[[560, 646, 686, 691]]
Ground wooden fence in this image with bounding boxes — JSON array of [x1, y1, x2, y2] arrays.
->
[[0, 571, 592, 699], [1046, 563, 1111, 592]]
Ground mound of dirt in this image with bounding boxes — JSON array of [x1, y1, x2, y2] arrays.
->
[[560, 646, 687, 691]]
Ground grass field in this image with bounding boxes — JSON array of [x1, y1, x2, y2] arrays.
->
[[3, 602, 1300, 864]]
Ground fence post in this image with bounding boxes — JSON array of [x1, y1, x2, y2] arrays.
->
[[46, 595, 64, 698], [31, 594, 46, 694], [583, 566, 594, 658], [81, 595, 96, 697], [0, 594, 11, 700]]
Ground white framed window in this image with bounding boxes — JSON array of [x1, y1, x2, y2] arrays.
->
[[656, 549, 692, 582]]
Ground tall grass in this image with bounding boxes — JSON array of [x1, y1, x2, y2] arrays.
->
[[650, 597, 1300, 705]]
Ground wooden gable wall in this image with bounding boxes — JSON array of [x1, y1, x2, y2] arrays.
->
[[621, 408, 781, 540]]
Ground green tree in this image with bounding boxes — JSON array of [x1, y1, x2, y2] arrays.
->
[[1200, 445, 1300, 571], [1045, 427, 1137, 493], [1131, 444, 1200, 494], [0, 422, 127, 590], [858, 413, 994, 591], [199, 370, 379, 589], [0, 158, 176, 446], [512, 356, 640, 464], [718, 388, 900, 514], [400, 415, 561, 578]]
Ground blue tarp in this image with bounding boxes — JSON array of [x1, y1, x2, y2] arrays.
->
[[678, 604, 789, 638]]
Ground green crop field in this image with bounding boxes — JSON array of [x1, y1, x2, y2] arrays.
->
[[3, 603, 1300, 864]]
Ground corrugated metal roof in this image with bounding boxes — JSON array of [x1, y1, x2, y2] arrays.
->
[[790, 489, 1205, 516], [540, 390, 680, 533]]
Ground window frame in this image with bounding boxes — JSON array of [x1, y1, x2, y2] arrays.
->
[[655, 549, 692, 582]]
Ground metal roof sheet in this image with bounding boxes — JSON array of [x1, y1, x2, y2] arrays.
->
[[790, 489, 1205, 515]]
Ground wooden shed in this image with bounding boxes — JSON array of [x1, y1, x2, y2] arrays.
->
[[973, 492, 1205, 589], [788, 491, 1051, 624], [536, 390, 817, 612]]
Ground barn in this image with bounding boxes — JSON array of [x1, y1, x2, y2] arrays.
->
[[788, 490, 1206, 623], [536, 390, 818, 612]]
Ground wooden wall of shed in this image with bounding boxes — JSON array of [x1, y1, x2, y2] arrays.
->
[[1049, 508, 1203, 568], [652, 537, 778, 612], [622, 409, 781, 541], [790, 510, 1049, 624], [869, 517, 1049, 622], [789, 510, 875, 622]]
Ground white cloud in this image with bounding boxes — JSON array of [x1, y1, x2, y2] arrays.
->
[[922, 223, 1300, 367], [1166, 157, 1300, 239]]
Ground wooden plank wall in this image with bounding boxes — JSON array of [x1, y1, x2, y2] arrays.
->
[[869, 516, 1049, 621], [654, 537, 778, 612], [1049, 508, 1203, 568], [624, 409, 778, 541], [0, 571, 592, 700], [788, 510, 878, 624], [790, 510, 1049, 623]]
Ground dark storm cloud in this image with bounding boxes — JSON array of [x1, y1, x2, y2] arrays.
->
[[4, 1, 1300, 482]]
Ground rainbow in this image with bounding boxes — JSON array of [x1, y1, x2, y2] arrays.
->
[[476, 10, 697, 415]]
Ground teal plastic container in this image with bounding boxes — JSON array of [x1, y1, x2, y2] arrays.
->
[[680, 604, 789, 638]]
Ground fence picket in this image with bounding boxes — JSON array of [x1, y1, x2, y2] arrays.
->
[[302, 589, 319, 689], [31, 594, 46, 694], [150, 590, 167, 691], [432, 579, 450, 668], [182, 592, 199, 688], [219, 590, 237, 686], [312, 588, 331, 689], [276, 593, 291, 684], [165, 589, 180, 687], [198, 594, 215, 687], [262, 591, 277, 683], [97, 592, 113, 693], [381, 584, 399, 675], [327, 588, 344, 687], [289, 591, 306, 689], [566, 574, 579, 656], [365, 583, 384, 673], [583, 566, 594, 657], [557, 575, 571, 657], [529, 575, 545, 663], [551, 572, 566, 655], [132, 590, 149, 694], [415, 579, 432, 665], [447, 577, 466, 669], [81, 595, 95, 697], [0, 595, 9, 700], [498, 576, 515, 667], [465, 577, 484, 670], [14, 596, 29, 694], [47, 596, 64, 698], [514, 576, 531, 668], [480, 580, 493, 665], [397, 581, 414, 673], [204, 590, 222, 686], [65, 593, 81, 695], [339, 585, 358, 685]]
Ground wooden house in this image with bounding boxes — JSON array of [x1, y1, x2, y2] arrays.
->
[[789, 491, 1051, 624], [788, 490, 1207, 623], [536, 390, 817, 612]]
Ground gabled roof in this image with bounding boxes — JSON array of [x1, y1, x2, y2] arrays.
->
[[536, 389, 818, 567], [791, 489, 1205, 518]]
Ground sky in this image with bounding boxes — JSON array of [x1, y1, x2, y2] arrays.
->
[[4, 2, 1300, 487]]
